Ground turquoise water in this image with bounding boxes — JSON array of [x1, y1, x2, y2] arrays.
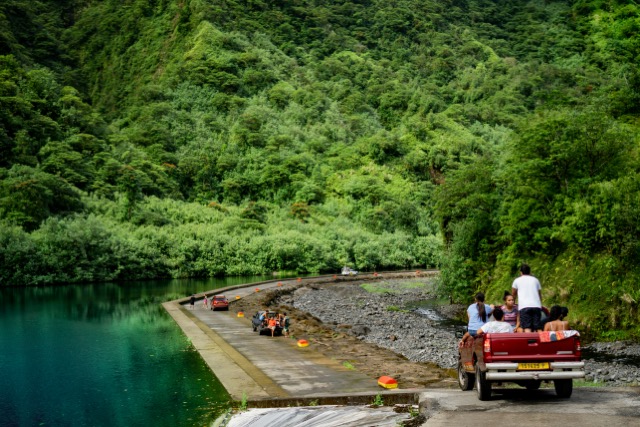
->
[[0, 276, 272, 426]]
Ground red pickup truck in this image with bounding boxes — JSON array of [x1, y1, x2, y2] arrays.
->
[[457, 331, 585, 400]]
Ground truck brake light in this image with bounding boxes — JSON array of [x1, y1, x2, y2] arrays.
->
[[483, 337, 491, 354]]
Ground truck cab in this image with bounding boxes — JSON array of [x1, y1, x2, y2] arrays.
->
[[458, 330, 585, 400]]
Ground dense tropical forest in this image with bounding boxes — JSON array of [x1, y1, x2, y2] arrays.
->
[[1, 0, 639, 339]]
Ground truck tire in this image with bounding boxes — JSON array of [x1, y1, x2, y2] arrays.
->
[[475, 365, 492, 401], [554, 379, 573, 398], [457, 361, 474, 391]]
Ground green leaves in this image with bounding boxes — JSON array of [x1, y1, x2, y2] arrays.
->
[[0, 165, 83, 230]]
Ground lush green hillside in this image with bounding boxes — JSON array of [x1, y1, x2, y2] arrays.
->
[[1, 0, 639, 338]]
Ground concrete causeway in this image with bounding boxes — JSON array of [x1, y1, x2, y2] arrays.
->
[[162, 274, 423, 403]]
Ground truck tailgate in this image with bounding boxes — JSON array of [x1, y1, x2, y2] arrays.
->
[[486, 332, 579, 362]]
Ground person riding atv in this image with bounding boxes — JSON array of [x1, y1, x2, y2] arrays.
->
[[251, 311, 283, 336]]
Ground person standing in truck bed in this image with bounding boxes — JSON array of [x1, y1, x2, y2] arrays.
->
[[511, 263, 542, 332]]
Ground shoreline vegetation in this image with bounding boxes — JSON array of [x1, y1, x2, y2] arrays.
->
[[0, 196, 441, 285], [1, 0, 640, 342]]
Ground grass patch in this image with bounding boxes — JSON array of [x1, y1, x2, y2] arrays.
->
[[361, 283, 394, 294], [573, 380, 607, 388], [361, 279, 433, 295], [401, 281, 432, 289], [342, 361, 356, 370]]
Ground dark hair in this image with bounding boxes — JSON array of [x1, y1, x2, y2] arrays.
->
[[503, 291, 513, 301], [492, 307, 504, 321], [549, 305, 562, 321], [560, 306, 568, 319], [475, 292, 487, 322], [520, 263, 531, 275]]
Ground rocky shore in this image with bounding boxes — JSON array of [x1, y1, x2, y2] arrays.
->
[[283, 278, 460, 369], [281, 278, 640, 387], [582, 342, 640, 386]]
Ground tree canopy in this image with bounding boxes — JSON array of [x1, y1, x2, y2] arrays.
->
[[1, 0, 639, 339]]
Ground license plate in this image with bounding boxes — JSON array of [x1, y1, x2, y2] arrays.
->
[[518, 362, 550, 370]]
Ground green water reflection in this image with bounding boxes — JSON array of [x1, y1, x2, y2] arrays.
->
[[0, 276, 273, 426]]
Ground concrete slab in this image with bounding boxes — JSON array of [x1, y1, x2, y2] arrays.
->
[[190, 299, 381, 398], [166, 274, 428, 402], [420, 387, 640, 426]]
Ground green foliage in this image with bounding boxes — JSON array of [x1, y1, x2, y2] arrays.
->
[[372, 393, 384, 407], [0, 196, 440, 285], [0, 165, 83, 230], [239, 392, 248, 411], [342, 361, 356, 370], [1, 0, 640, 340]]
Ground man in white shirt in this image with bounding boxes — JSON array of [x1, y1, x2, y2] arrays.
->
[[476, 307, 513, 335], [512, 263, 542, 332]]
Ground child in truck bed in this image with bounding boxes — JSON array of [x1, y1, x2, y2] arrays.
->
[[461, 307, 512, 342]]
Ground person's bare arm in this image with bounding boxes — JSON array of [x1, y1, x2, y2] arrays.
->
[[512, 287, 518, 300]]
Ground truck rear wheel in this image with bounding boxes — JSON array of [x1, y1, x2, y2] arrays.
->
[[457, 361, 474, 391], [554, 379, 573, 398], [475, 365, 492, 401]]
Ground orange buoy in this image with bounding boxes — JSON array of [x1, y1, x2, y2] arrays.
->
[[277, 282, 283, 287], [237, 311, 244, 318], [235, 296, 241, 300], [333, 275, 337, 279], [255, 288, 260, 292], [297, 339, 309, 348], [377, 376, 398, 389], [297, 277, 302, 282]]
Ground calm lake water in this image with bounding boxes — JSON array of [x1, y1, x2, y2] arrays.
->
[[0, 276, 273, 427]]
